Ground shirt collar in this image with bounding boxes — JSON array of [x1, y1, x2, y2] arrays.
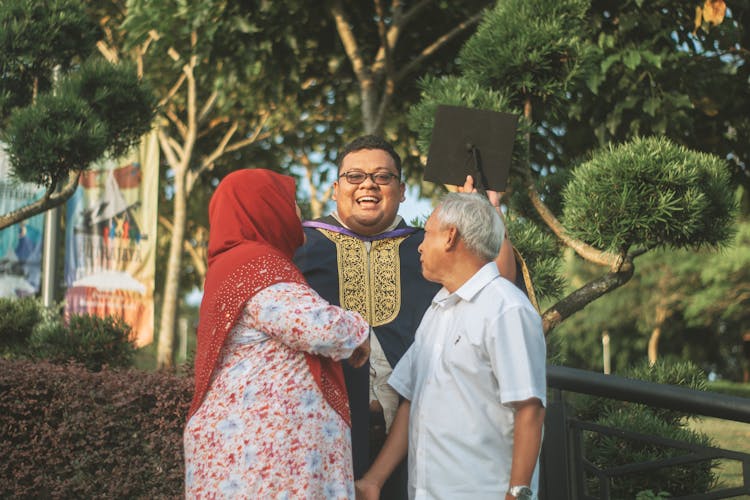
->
[[433, 262, 499, 307]]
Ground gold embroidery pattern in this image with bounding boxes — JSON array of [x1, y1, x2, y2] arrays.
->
[[370, 238, 402, 325], [319, 229, 406, 326]]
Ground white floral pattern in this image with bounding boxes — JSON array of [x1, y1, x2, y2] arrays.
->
[[184, 282, 368, 499]]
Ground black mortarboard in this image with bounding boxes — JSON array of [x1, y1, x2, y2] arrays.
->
[[424, 105, 518, 193]]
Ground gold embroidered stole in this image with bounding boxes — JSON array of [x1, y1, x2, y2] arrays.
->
[[319, 229, 407, 327]]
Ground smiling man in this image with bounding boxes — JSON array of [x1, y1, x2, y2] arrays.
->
[[294, 135, 518, 499]]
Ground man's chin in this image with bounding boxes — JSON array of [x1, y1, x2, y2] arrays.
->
[[350, 218, 387, 235], [420, 268, 436, 283]]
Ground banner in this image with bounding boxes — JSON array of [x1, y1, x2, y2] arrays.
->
[[0, 144, 45, 298], [64, 132, 159, 347]]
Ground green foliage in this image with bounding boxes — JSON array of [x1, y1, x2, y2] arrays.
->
[[0, 0, 99, 122], [3, 91, 107, 187], [4, 59, 156, 188], [122, 0, 306, 118], [684, 217, 750, 325], [0, 0, 157, 217], [555, 1, 750, 190], [585, 409, 715, 497], [636, 490, 672, 500], [59, 59, 157, 158], [459, 0, 591, 110], [574, 360, 708, 424], [573, 360, 717, 498], [30, 314, 136, 372], [707, 380, 750, 399], [562, 137, 737, 252], [555, 232, 749, 379], [556, 318, 650, 375], [0, 0, 99, 72], [506, 217, 565, 303], [0, 297, 43, 355]]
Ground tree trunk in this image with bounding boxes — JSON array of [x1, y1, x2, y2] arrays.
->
[[541, 260, 634, 334], [648, 303, 668, 366], [0, 170, 80, 231], [361, 80, 380, 135], [156, 167, 188, 369], [647, 326, 661, 366]]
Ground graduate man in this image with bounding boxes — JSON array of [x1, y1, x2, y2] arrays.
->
[[294, 135, 519, 499]]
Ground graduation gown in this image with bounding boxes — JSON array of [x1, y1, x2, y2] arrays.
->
[[293, 216, 441, 481]]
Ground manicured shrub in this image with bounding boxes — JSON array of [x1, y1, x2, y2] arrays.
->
[[572, 360, 717, 498], [30, 313, 136, 371], [0, 296, 43, 355], [0, 358, 192, 498], [584, 407, 715, 497]]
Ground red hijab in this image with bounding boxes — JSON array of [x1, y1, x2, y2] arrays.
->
[[187, 169, 350, 425]]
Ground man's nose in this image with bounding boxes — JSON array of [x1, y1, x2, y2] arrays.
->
[[359, 174, 378, 186]]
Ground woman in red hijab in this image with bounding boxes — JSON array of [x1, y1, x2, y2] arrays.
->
[[184, 169, 369, 499]]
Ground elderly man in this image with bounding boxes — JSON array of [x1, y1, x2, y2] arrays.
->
[[294, 136, 521, 499], [355, 192, 547, 500]]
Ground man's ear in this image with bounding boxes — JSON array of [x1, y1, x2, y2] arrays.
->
[[445, 226, 459, 250], [332, 181, 339, 201]]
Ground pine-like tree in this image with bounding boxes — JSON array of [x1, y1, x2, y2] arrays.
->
[[409, 0, 741, 334], [0, 0, 156, 230]]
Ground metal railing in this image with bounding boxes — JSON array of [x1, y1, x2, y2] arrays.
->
[[539, 365, 750, 500]]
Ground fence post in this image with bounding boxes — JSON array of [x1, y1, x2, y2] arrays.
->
[[539, 387, 571, 500]]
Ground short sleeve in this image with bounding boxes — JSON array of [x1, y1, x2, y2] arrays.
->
[[487, 304, 546, 407]]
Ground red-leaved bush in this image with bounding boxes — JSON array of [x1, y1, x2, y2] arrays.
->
[[0, 358, 193, 498]]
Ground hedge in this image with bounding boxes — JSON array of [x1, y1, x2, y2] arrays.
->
[[0, 359, 192, 498]]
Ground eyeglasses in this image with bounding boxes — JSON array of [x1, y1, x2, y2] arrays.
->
[[339, 171, 399, 185]]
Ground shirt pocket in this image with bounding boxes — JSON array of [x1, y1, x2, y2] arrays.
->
[[439, 327, 484, 374]]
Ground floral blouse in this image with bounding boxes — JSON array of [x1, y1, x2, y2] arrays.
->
[[184, 281, 369, 499]]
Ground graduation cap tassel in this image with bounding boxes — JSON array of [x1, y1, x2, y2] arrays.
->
[[467, 143, 490, 198]]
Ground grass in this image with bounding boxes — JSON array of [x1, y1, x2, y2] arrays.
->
[[133, 340, 193, 371], [708, 380, 750, 399], [688, 416, 750, 498], [688, 381, 750, 497]]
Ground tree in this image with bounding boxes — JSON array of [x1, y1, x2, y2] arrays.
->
[[109, 0, 508, 366], [409, 0, 740, 335], [326, 0, 491, 135], [109, 0, 334, 368], [553, 248, 705, 373], [0, 0, 155, 230], [279, 0, 497, 219], [555, 215, 750, 379], [552, 0, 750, 207]]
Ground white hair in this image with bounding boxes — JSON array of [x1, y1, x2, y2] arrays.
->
[[434, 192, 505, 261]]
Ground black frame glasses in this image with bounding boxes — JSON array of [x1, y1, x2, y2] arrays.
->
[[339, 171, 399, 185]]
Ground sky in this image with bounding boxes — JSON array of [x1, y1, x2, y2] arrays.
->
[[399, 183, 434, 225]]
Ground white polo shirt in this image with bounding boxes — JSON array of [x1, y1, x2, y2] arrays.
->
[[389, 262, 546, 500]]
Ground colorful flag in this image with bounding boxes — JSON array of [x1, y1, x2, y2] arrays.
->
[[64, 132, 159, 347], [0, 143, 45, 299]]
